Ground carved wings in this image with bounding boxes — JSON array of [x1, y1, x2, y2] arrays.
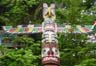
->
[[57, 25, 93, 34], [2, 24, 42, 34], [3, 24, 95, 34]]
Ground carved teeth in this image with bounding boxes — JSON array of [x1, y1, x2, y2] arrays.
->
[[43, 57, 58, 61]]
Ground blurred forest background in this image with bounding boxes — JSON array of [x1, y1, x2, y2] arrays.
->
[[0, 0, 96, 66]]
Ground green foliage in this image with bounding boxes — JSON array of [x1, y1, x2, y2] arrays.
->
[[0, 35, 41, 66], [0, 0, 96, 66], [13, 35, 34, 47], [58, 33, 96, 66], [56, 0, 84, 24], [75, 58, 96, 66], [59, 34, 85, 66], [0, 48, 38, 66], [0, 0, 38, 25]]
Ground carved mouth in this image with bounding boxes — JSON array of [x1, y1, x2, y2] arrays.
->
[[42, 56, 60, 65], [42, 56, 58, 62]]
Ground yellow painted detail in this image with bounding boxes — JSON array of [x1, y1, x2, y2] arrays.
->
[[48, 7, 51, 16], [15, 28, 19, 32], [28, 25, 34, 32]]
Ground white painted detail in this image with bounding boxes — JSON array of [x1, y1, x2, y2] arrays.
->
[[42, 31, 58, 43], [43, 57, 58, 61], [42, 47, 59, 58], [42, 48, 50, 57], [52, 47, 60, 57], [42, 18, 57, 33]]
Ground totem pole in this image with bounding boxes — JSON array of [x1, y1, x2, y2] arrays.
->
[[2, 3, 96, 66], [41, 3, 60, 66]]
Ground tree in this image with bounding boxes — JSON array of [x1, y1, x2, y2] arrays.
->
[[0, 35, 41, 66], [0, 0, 38, 26], [75, 58, 96, 66], [0, 0, 96, 66]]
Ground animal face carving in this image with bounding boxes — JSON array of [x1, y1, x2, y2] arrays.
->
[[42, 47, 59, 57], [43, 3, 56, 20], [41, 47, 60, 65]]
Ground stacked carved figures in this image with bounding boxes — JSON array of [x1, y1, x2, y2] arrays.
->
[[41, 3, 60, 66], [2, 3, 96, 66]]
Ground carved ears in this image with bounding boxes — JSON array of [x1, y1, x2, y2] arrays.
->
[[43, 3, 56, 20], [43, 3, 55, 8], [43, 3, 48, 8], [50, 3, 55, 9]]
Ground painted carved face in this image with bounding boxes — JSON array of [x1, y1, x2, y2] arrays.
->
[[42, 47, 59, 57], [42, 47, 60, 63], [43, 3, 55, 18], [43, 19, 56, 32], [44, 24, 55, 31]]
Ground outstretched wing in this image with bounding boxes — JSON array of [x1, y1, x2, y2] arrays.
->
[[76, 25, 92, 33], [2, 24, 42, 34], [57, 25, 77, 33], [57, 25, 93, 34]]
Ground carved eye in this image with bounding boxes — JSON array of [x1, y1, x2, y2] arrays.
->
[[55, 49, 58, 53], [43, 49, 46, 52], [42, 49, 46, 54], [42, 48, 50, 55], [52, 48, 58, 54]]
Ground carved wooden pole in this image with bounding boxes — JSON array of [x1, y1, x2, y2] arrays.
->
[[41, 3, 60, 66]]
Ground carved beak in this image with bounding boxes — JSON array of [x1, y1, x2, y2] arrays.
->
[[48, 7, 51, 17]]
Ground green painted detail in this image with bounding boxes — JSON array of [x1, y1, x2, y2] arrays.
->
[[61, 25, 92, 33], [85, 25, 92, 29], [74, 27, 81, 33], [93, 26, 96, 33], [33, 28, 38, 32], [62, 27, 66, 33], [19, 28, 24, 32], [4, 26, 12, 30]]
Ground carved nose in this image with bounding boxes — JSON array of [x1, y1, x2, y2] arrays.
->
[[48, 12, 51, 17], [48, 51, 54, 56]]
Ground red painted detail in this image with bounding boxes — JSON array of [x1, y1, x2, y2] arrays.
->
[[38, 27, 42, 32], [93, 21, 96, 25], [48, 51, 54, 56], [83, 27, 90, 32], [24, 27, 29, 32], [58, 28, 62, 32], [44, 24, 55, 31], [9, 28, 14, 32], [48, 51, 50, 56]]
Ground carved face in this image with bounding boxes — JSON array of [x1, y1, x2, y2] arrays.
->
[[44, 24, 55, 31], [42, 47, 60, 64], [43, 3, 55, 19], [42, 47, 59, 57]]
